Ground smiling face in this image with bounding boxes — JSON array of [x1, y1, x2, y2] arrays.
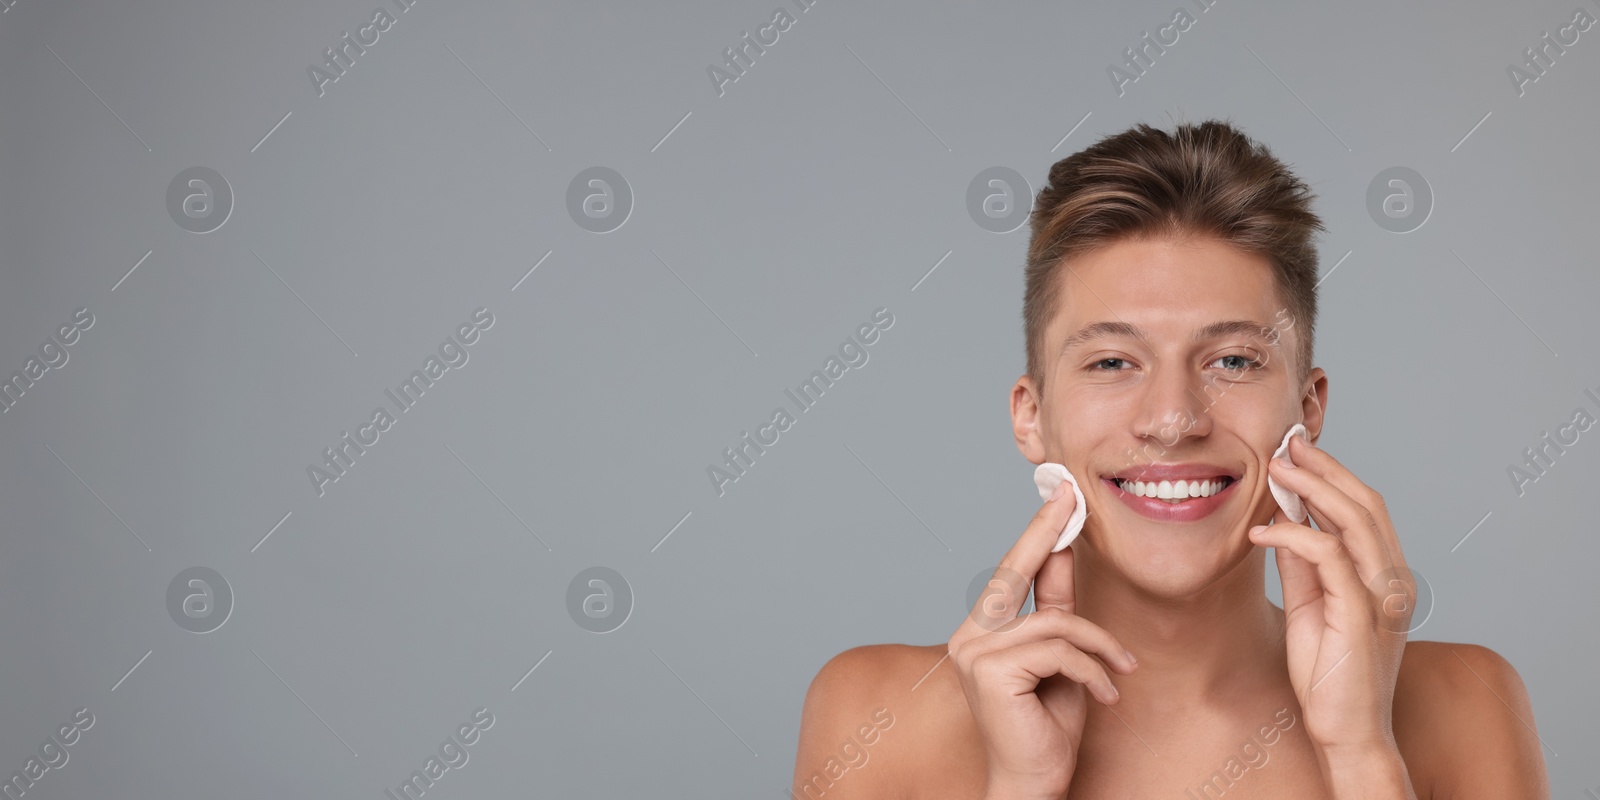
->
[[1012, 233, 1328, 596]]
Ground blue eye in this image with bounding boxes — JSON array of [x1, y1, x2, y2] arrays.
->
[[1092, 358, 1128, 371], [1213, 354, 1264, 371]]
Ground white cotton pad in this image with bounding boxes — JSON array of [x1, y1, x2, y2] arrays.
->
[[1033, 463, 1088, 552], [1269, 423, 1310, 524]]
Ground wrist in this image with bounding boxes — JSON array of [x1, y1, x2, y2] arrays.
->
[[1314, 741, 1416, 800], [982, 786, 1067, 800], [983, 774, 1069, 800]]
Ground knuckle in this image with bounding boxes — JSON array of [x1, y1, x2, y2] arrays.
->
[[1034, 608, 1091, 641], [1090, 662, 1112, 686], [1361, 487, 1388, 515], [1051, 608, 1117, 646], [1051, 641, 1104, 685], [1032, 606, 1069, 626], [969, 651, 1001, 681], [953, 638, 978, 663], [1039, 605, 1082, 627], [1311, 531, 1343, 558], [1045, 641, 1080, 679], [1363, 508, 1383, 533]]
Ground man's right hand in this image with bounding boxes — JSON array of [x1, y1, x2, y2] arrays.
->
[[946, 478, 1140, 800]]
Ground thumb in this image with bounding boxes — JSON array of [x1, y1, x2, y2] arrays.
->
[[1032, 543, 1077, 616]]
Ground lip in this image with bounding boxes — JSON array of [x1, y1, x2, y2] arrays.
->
[[1100, 475, 1239, 522], [1105, 462, 1240, 483]]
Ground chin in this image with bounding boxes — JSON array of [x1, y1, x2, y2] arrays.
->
[[1128, 557, 1237, 598], [1083, 518, 1255, 597]]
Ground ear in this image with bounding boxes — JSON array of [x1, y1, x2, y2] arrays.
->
[[1012, 374, 1048, 464], [1300, 366, 1329, 446]]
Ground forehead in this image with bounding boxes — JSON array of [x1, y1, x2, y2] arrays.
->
[[1049, 235, 1285, 341]]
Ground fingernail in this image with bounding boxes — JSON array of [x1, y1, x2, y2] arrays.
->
[[1108, 684, 1120, 700], [1050, 481, 1067, 501], [1279, 456, 1296, 470], [1249, 524, 1267, 537], [1125, 650, 1138, 666]]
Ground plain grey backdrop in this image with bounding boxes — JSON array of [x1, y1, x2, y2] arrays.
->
[[1, 0, 1595, 796]]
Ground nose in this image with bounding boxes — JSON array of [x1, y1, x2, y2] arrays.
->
[[1130, 362, 1213, 449]]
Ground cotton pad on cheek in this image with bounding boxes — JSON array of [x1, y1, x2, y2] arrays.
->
[[1033, 463, 1087, 552], [1268, 423, 1310, 524]]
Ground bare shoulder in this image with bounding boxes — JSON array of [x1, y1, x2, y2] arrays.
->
[[792, 643, 971, 800], [1393, 640, 1550, 798]]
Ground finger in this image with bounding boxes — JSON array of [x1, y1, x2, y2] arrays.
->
[[1260, 523, 1325, 617], [971, 639, 1121, 705], [1285, 436, 1406, 573], [1249, 523, 1369, 624], [955, 482, 1079, 643], [960, 607, 1139, 675], [1033, 544, 1076, 615], [1269, 452, 1394, 587]]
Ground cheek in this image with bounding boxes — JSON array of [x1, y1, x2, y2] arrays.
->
[[1052, 395, 1134, 461], [1206, 389, 1291, 439]]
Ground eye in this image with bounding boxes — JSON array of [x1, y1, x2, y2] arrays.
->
[[1091, 357, 1131, 371], [1211, 353, 1264, 372]]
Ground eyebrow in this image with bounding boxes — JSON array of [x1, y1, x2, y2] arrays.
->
[[1059, 319, 1276, 356]]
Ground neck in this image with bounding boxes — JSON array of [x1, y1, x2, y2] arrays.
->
[[1073, 543, 1288, 713]]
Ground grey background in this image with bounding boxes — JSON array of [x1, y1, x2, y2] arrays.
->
[[1, 0, 1595, 797]]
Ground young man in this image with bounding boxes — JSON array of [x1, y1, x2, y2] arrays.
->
[[791, 121, 1548, 798]]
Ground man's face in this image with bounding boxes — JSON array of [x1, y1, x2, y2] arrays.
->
[[1014, 234, 1326, 595]]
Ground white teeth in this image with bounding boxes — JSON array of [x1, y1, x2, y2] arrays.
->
[[1116, 477, 1228, 500]]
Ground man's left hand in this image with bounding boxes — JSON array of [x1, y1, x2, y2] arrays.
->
[[1248, 434, 1419, 798]]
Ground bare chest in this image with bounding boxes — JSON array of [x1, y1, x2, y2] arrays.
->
[[907, 702, 1333, 800], [909, 747, 1331, 799]]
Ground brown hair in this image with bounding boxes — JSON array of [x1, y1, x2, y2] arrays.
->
[[1023, 119, 1323, 393]]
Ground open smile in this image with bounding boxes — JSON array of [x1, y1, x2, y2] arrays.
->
[[1099, 464, 1241, 523]]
